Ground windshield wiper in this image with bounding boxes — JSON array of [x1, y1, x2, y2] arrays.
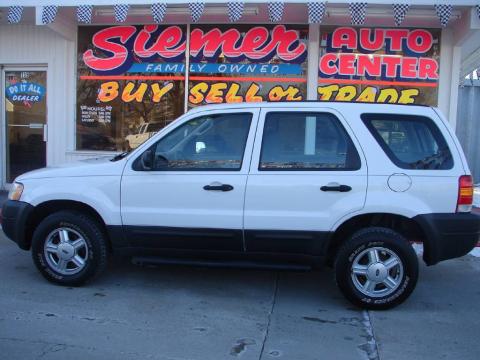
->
[[110, 151, 130, 162]]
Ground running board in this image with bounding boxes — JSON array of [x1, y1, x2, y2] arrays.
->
[[131, 256, 311, 271]]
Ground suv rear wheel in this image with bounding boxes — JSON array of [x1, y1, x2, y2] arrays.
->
[[334, 227, 419, 310], [31, 210, 108, 286]]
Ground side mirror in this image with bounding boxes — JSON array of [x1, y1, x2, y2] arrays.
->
[[141, 150, 153, 170]]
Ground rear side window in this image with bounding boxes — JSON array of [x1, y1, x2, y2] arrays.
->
[[362, 114, 453, 170], [259, 112, 361, 171]]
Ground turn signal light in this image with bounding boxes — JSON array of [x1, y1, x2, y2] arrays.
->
[[8, 182, 24, 201], [457, 175, 473, 213]]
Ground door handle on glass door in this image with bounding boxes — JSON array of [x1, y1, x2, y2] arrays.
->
[[320, 184, 352, 192], [203, 184, 234, 192]]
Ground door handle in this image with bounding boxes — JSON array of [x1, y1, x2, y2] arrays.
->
[[320, 184, 352, 192], [203, 184, 234, 192]]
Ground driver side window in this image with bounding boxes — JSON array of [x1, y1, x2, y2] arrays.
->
[[149, 112, 252, 171]]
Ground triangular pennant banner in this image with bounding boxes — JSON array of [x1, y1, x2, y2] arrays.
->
[[308, 2, 326, 24], [77, 5, 93, 24], [42, 5, 58, 24], [228, 1, 244, 22], [268, 1, 285, 22], [7, 6, 23, 24], [114, 4, 130, 23], [392, 4, 410, 26], [189, 1, 205, 23], [152, 2, 167, 23], [349, 2, 367, 25], [434, 4, 453, 27]]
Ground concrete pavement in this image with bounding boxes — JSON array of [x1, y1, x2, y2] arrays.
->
[[0, 230, 479, 360]]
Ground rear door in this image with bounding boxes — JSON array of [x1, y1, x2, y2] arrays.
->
[[244, 107, 367, 255]]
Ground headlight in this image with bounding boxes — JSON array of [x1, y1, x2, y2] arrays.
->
[[8, 182, 24, 201]]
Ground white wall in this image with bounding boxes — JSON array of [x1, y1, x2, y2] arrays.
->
[[0, 24, 76, 169], [437, 28, 459, 129]]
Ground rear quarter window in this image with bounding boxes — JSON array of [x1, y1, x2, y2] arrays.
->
[[361, 114, 453, 170]]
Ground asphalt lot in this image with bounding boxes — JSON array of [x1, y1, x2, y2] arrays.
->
[[0, 231, 479, 360]]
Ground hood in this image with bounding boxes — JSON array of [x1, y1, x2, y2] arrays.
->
[[16, 156, 126, 181]]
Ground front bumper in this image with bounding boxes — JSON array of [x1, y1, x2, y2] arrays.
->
[[1, 200, 34, 250], [414, 212, 480, 265]]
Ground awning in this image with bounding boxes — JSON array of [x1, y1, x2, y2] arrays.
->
[[2, 1, 480, 5], [1, 1, 480, 27]]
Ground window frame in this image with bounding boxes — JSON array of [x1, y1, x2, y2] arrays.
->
[[257, 111, 362, 172], [133, 111, 255, 172], [361, 113, 454, 170]]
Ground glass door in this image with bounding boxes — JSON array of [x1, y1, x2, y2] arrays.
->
[[2, 68, 47, 185]]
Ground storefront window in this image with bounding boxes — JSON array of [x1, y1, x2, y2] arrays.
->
[[318, 27, 441, 106], [77, 25, 186, 151], [188, 24, 309, 107], [76, 24, 443, 151]]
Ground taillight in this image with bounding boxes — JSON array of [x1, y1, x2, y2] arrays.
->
[[457, 175, 473, 213]]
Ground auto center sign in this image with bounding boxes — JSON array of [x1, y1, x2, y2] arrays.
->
[[320, 28, 438, 79], [318, 27, 440, 105]]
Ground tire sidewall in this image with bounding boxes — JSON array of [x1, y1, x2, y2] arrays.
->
[[31, 212, 104, 285], [336, 229, 419, 310]]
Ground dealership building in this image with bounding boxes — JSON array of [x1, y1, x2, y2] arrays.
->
[[0, 0, 479, 188]]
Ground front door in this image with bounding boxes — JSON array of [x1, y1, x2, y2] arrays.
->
[[244, 108, 368, 256], [2, 68, 47, 187], [121, 108, 259, 251]]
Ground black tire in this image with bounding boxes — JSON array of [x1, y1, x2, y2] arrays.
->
[[334, 227, 418, 310], [31, 210, 108, 286]]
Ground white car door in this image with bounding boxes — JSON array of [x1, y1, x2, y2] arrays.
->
[[121, 108, 259, 251], [244, 107, 368, 255]]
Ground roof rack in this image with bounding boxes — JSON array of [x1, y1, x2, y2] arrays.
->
[[264, 100, 430, 107]]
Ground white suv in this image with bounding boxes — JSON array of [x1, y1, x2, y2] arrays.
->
[[2, 102, 479, 309]]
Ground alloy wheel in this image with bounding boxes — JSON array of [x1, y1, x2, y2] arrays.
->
[[43, 227, 89, 275], [350, 246, 404, 298]]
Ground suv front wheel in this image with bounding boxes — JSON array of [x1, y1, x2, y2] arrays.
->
[[31, 210, 108, 286], [335, 227, 419, 310]]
